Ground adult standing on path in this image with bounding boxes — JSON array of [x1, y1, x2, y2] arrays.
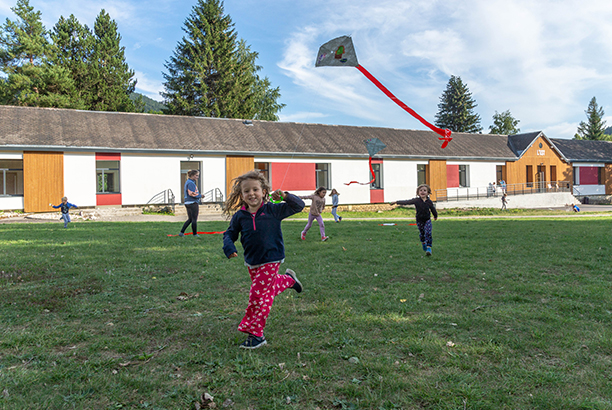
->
[[179, 170, 202, 238]]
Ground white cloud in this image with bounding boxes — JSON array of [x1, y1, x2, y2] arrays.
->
[[133, 71, 163, 101]]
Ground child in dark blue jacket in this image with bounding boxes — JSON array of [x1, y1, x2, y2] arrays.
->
[[223, 170, 305, 349], [391, 184, 438, 256], [51, 197, 78, 228]]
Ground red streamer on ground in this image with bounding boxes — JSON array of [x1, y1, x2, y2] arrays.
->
[[167, 231, 225, 237], [355, 65, 453, 148], [345, 156, 376, 185]]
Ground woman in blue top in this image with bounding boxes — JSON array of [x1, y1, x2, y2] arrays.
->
[[179, 170, 202, 238], [223, 170, 305, 349]]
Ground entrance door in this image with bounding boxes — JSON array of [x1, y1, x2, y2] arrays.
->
[[181, 161, 202, 202]]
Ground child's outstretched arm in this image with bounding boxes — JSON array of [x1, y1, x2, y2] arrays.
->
[[222, 216, 241, 258]]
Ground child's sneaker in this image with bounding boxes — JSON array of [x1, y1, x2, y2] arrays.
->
[[193, 234, 201, 239], [178, 232, 185, 237], [426, 246, 432, 256], [422, 242, 427, 251], [339, 216, 342, 222], [285, 269, 302, 293], [240, 334, 267, 349], [301, 232, 306, 240], [321, 236, 329, 242]]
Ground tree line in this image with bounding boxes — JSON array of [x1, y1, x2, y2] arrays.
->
[[0, 0, 607, 137], [0, 0, 284, 120]]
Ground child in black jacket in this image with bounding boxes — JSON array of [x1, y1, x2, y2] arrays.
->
[[391, 184, 438, 256]]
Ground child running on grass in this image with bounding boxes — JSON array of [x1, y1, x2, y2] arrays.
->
[[329, 188, 342, 223], [222, 170, 305, 349], [50, 197, 78, 228], [391, 184, 438, 256], [299, 187, 329, 241]]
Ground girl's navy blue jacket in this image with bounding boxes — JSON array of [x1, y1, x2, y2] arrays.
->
[[223, 194, 305, 266], [396, 197, 438, 223]]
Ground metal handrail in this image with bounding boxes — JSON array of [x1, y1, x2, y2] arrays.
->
[[146, 188, 175, 205], [435, 181, 571, 202], [201, 188, 223, 203]]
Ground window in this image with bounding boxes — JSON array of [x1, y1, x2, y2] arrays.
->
[[180, 161, 201, 192], [254, 162, 270, 182], [0, 159, 24, 196], [417, 164, 427, 185], [370, 163, 383, 189], [97, 160, 120, 193], [458, 165, 469, 187], [526, 165, 533, 187], [495, 165, 505, 182], [315, 163, 330, 189], [573, 167, 579, 185]]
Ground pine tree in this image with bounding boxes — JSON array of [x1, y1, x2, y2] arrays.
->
[[162, 0, 283, 120], [0, 0, 80, 108], [435, 75, 482, 133], [489, 110, 520, 135], [87, 10, 136, 112], [49, 14, 94, 105], [574, 97, 610, 141]]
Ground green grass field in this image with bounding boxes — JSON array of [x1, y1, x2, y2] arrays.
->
[[1, 214, 611, 409]]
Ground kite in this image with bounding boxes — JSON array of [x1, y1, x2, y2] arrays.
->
[[345, 138, 387, 185], [316, 36, 453, 149]]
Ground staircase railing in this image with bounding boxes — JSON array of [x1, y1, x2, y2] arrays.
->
[[201, 188, 224, 203], [146, 189, 176, 211]]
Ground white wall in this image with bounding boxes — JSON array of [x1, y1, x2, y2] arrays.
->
[[64, 152, 97, 207], [201, 156, 226, 201], [384, 159, 422, 202], [121, 154, 180, 205], [574, 184, 605, 196]]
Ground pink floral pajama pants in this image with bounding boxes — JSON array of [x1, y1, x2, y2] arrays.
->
[[238, 262, 296, 337]]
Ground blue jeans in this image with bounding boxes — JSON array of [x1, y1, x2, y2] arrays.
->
[[61, 212, 70, 228]]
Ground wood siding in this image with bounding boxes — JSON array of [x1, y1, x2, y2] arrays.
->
[[427, 159, 447, 201], [507, 137, 571, 187], [225, 156, 254, 195], [23, 151, 64, 213]]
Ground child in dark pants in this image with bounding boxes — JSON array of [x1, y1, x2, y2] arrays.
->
[[223, 170, 305, 349], [391, 184, 438, 256]]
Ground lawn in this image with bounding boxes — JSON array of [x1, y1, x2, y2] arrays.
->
[[1, 215, 611, 409]]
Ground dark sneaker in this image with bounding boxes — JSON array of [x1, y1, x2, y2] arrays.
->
[[285, 269, 302, 293], [339, 216, 342, 222], [426, 246, 432, 256], [422, 242, 427, 251], [240, 334, 267, 349], [178, 233, 185, 237], [193, 234, 201, 239]]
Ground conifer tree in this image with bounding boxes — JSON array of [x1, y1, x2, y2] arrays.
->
[[87, 10, 136, 112], [0, 0, 81, 108], [574, 97, 610, 141], [435, 75, 482, 133], [162, 0, 283, 120]]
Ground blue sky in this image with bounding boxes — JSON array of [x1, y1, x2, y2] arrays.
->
[[2, 0, 612, 139]]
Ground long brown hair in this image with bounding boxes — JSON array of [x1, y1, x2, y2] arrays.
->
[[223, 170, 271, 217], [416, 184, 431, 196]]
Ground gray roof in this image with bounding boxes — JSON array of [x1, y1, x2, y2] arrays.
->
[[0, 105, 517, 160], [550, 138, 612, 162], [507, 132, 543, 156]]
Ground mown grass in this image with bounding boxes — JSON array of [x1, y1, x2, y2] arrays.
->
[[1, 215, 611, 409]]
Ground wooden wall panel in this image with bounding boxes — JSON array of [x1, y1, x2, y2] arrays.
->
[[225, 156, 254, 195], [508, 136, 571, 187], [427, 159, 447, 201], [23, 151, 64, 213]]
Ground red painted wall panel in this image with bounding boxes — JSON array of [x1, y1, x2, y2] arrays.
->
[[446, 165, 459, 188], [579, 167, 599, 185], [370, 189, 384, 203], [271, 163, 316, 191], [96, 153, 121, 161], [96, 193, 122, 206]]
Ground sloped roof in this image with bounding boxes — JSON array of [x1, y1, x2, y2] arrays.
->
[[550, 138, 612, 162], [507, 132, 542, 156], [0, 105, 517, 160]]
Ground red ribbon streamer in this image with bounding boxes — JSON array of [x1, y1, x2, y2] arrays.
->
[[345, 156, 377, 185], [167, 231, 225, 237], [355, 65, 452, 148]]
